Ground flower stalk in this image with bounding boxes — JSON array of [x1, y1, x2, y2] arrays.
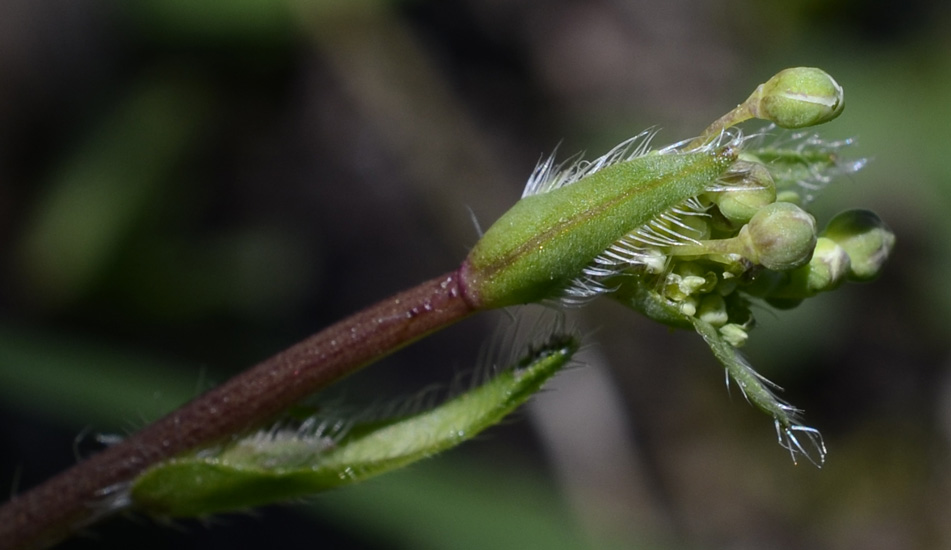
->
[[0, 272, 476, 550]]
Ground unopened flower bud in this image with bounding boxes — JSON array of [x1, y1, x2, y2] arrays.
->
[[821, 209, 895, 281], [698, 294, 729, 326], [666, 203, 816, 272], [740, 202, 817, 271], [720, 323, 749, 347], [746, 237, 850, 302], [709, 161, 777, 225], [664, 263, 717, 301], [805, 237, 851, 292], [749, 67, 845, 129]]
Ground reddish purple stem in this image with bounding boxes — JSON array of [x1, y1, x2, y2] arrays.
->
[[0, 270, 476, 550]]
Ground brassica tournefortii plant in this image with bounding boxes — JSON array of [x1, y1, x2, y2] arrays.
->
[[0, 67, 895, 550]]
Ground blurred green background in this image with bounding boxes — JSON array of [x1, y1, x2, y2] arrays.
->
[[1, 1, 950, 549]]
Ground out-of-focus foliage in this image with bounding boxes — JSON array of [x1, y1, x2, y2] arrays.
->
[[1, 1, 949, 549]]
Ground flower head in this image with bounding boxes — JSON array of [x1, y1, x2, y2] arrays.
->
[[460, 68, 894, 465], [604, 128, 892, 465]]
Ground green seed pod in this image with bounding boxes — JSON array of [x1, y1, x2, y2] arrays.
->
[[821, 209, 895, 281], [708, 160, 777, 225], [749, 67, 845, 129], [740, 202, 817, 271], [462, 148, 736, 308]]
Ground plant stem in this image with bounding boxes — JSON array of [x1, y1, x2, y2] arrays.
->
[[0, 271, 476, 550]]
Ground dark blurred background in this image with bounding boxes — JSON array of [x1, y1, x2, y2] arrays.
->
[[2, 1, 950, 549]]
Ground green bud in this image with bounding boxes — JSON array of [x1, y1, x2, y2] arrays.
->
[[744, 237, 849, 303], [665, 202, 816, 272], [749, 67, 845, 129], [707, 160, 777, 225], [805, 237, 851, 292], [692, 68, 845, 148], [698, 293, 729, 326], [739, 202, 817, 271], [821, 209, 895, 281], [665, 263, 717, 301], [719, 323, 749, 347]]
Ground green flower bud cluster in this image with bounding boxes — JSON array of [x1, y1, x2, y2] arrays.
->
[[458, 67, 891, 465], [72, 67, 885, 532], [614, 161, 894, 346], [605, 129, 891, 465]]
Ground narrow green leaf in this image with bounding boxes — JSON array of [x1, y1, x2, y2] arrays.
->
[[130, 332, 579, 517]]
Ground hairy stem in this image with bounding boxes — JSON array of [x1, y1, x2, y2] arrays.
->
[[0, 271, 476, 550]]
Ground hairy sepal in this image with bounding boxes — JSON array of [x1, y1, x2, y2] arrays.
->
[[462, 148, 736, 308]]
